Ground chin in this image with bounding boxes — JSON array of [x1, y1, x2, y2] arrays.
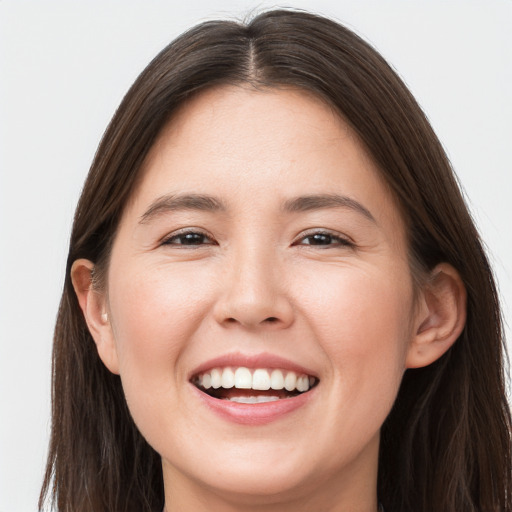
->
[[193, 463, 317, 505], [163, 442, 321, 503]]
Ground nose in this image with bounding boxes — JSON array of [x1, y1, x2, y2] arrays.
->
[[213, 245, 294, 330]]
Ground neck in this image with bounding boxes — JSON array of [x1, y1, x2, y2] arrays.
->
[[162, 502, 383, 512], [161, 455, 380, 512]]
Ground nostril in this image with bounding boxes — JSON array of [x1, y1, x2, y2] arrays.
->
[[227, 317, 278, 324]]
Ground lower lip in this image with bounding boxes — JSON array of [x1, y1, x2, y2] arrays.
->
[[191, 385, 316, 425]]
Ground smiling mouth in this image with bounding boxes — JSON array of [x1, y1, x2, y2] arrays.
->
[[192, 367, 319, 403]]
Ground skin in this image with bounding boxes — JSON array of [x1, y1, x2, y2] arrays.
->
[[73, 86, 466, 511]]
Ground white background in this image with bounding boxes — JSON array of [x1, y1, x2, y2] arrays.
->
[[1, 1, 511, 510]]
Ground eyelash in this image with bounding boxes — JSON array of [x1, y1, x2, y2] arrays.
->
[[293, 230, 354, 248], [161, 229, 215, 247], [161, 228, 354, 249]]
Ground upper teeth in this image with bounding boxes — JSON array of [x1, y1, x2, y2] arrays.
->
[[196, 367, 314, 393]]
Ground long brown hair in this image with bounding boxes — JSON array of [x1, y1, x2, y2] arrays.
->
[[40, 9, 511, 512]]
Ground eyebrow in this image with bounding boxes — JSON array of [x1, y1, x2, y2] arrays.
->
[[139, 194, 226, 224], [138, 192, 376, 224], [282, 194, 376, 223]]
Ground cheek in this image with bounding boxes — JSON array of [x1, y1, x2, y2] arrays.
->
[[105, 261, 219, 449], [297, 262, 414, 412], [107, 262, 215, 386], [303, 262, 413, 350]]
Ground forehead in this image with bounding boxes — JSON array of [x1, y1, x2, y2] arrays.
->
[[145, 86, 350, 178], [126, 85, 404, 237]]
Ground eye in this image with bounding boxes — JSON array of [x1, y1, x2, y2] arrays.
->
[[296, 231, 353, 248], [161, 229, 214, 247]]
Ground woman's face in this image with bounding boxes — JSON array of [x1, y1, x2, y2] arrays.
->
[[102, 86, 420, 506]]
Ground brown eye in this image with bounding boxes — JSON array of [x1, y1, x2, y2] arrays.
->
[[303, 233, 334, 245], [162, 231, 213, 246], [299, 232, 352, 247]]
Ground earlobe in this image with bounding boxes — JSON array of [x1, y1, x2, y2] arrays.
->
[[70, 259, 120, 374], [406, 263, 467, 369]]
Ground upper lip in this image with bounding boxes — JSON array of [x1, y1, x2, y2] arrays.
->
[[188, 352, 318, 380]]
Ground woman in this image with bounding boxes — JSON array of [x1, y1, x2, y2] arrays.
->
[[39, 9, 511, 512]]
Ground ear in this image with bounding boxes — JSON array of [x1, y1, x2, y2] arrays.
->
[[406, 263, 467, 369], [71, 259, 120, 374]]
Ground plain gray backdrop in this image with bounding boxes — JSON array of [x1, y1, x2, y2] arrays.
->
[[1, 1, 511, 510]]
